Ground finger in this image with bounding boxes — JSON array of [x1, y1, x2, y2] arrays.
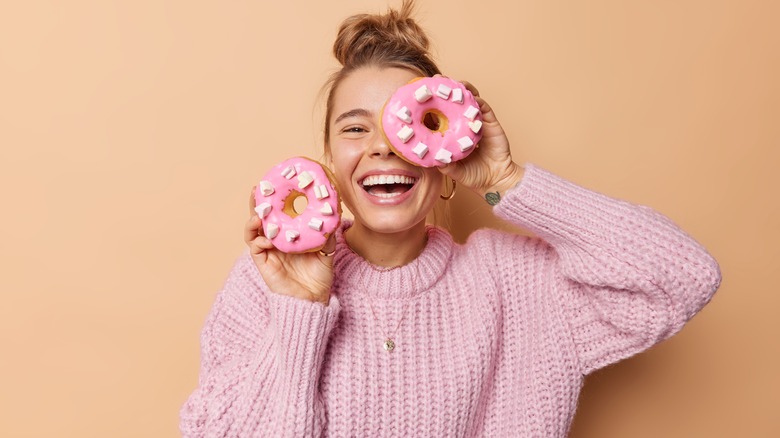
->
[[248, 186, 257, 217], [474, 96, 498, 124], [247, 235, 274, 267], [461, 80, 480, 97], [437, 160, 464, 183], [249, 235, 274, 253], [244, 215, 263, 244]]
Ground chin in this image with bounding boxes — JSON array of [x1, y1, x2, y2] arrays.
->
[[357, 210, 426, 235]]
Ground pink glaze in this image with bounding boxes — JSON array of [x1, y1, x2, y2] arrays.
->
[[382, 77, 483, 168], [255, 157, 340, 254]]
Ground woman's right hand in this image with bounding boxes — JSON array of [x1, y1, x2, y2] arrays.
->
[[244, 188, 336, 305]]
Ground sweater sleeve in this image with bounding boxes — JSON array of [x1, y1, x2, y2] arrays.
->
[[179, 253, 340, 437], [493, 164, 721, 375]]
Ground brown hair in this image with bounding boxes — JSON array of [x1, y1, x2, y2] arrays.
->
[[322, 0, 441, 150], [322, 1, 451, 229]]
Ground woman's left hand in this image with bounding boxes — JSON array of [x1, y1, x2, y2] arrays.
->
[[437, 79, 524, 197]]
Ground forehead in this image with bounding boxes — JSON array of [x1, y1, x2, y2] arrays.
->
[[331, 67, 419, 119]]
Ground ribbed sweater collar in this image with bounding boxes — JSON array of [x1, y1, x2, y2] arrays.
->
[[332, 221, 454, 300]]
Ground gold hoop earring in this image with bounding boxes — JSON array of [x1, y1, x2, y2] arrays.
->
[[440, 178, 456, 200]]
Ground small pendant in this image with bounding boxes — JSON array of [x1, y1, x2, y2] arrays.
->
[[383, 338, 395, 352]]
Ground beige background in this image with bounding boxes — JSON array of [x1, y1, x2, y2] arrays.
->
[[1, 0, 778, 436]]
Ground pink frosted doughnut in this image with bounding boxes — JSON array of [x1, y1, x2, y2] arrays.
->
[[254, 157, 341, 254], [381, 77, 483, 168]]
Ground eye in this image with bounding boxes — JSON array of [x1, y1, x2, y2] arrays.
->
[[340, 125, 371, 139], [342, 126, 367, 134]]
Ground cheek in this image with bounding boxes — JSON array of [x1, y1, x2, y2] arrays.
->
[[328, 143, 362, 199], [422, 172, 445, 203], [425, 170, 444, 189], [329, 145, 359, 179]]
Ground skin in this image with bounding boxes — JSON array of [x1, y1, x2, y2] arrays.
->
[[245, 65, 525, 305]]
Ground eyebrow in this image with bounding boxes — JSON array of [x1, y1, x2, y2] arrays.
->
[[334, 108, 373, 125]]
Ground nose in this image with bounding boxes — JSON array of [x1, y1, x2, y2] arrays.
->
[[367, 132, 396, 158]]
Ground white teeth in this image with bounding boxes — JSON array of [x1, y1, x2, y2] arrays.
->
[[371, 192, 403, 198], [360, 175, 417, 186]]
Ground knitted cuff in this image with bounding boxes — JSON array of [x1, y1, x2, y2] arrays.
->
[[267, 292, 341, 389]]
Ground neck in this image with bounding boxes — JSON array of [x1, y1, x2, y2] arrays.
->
[[345, 220, 428, 268]]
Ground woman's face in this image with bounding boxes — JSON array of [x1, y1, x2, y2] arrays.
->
[[327, 66, 443, 235]]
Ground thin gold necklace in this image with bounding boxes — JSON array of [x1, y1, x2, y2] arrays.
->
[[359, 256, 423, 353]]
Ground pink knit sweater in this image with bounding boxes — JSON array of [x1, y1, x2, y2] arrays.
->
[[179, 164, 721, 437]]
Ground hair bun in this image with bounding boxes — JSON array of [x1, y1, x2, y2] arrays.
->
[[333, 0, 431, 69], [322, 0, 440, 148]]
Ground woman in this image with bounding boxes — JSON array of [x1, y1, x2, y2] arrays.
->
[[180, 2, 721, 436]]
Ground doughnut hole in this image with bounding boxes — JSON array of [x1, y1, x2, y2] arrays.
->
[[282, 190, 309, 218], [422, 109, 449, 135]]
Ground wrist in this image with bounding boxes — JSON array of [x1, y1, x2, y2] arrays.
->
[[482, 163, 524, 205]]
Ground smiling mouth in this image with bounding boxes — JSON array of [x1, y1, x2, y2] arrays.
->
[[360, 175, 417, 198]]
